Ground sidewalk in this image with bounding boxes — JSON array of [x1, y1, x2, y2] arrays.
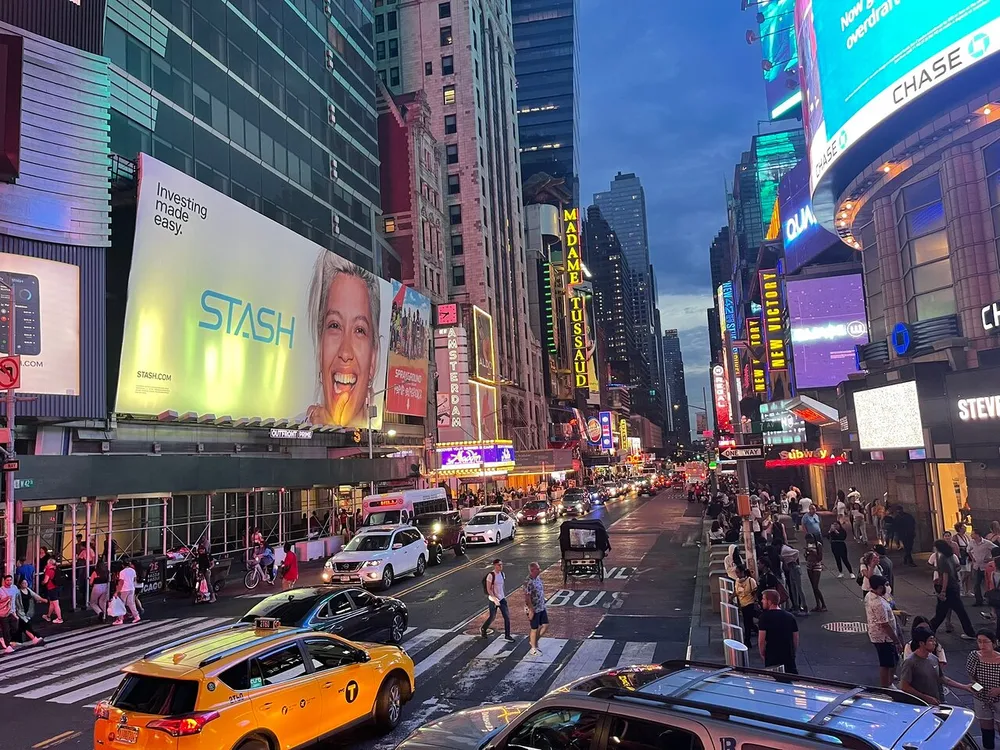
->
[[690, 512, 985, 712]]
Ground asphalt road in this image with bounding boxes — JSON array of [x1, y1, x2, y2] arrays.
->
[[1, 488, 702, 750]]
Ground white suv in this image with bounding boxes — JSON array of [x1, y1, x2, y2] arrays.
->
[[323, 525, 428, 591]]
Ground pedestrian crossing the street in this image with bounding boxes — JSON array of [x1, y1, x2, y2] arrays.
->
[[0, 617, 677, 718]]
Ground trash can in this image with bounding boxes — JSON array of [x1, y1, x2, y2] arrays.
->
[[723, 638, 749, 668]]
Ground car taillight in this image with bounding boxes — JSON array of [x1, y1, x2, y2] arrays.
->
[[94, 701, 111, 720], [147, 711, 220, 737]]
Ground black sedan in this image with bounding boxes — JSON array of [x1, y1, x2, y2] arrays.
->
[[239, 586, 408, 643]]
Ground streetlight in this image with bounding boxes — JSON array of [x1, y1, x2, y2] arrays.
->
[[366, 389, 390, 497]]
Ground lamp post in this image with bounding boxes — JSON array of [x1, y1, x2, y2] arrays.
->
[[366, 388, 390, 497]]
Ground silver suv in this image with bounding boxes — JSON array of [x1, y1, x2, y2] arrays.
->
[[396, 660, 977, 750]]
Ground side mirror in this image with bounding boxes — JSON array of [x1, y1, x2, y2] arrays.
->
[[392, 543, 403, 550]]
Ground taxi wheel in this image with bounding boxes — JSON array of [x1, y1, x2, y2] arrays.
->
[[234, 738, 270, 750], [374, 675, 406, 731], [414, 555, 426, 577]]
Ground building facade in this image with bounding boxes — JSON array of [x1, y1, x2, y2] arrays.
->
[[663, 329, 690, 441], [383, 0, 545, 450], [511, 0, 580, 206]]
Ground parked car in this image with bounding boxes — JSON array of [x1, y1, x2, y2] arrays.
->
[[562, 489, 592, 516], [516, 499, 556, 525], [480, 503, 519, 525], [324, 525, 428, 591], [239, 586, 409, 643], [412, 510, 467, 564], [464, 512, 517, 545]]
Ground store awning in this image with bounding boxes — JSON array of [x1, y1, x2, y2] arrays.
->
[[786, 394, 840, 426]]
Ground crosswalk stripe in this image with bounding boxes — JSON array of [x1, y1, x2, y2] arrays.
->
[[448, 635, 517, 696], [403, 626, 416, 636], [0, 619, 185, 677], [616, 641, 657, 669], [547, 639, 614, 690], [33, 621, 113, 645], [399, 628, 449, 657], [485, 638, 568, 702], [14, 618, 233, 700], [413, 634, 475, 678], [49, 673, 125, 706]]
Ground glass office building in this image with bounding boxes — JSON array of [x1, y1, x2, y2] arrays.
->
[[512, 0, 580, 206], [105, 0, 381, 268]]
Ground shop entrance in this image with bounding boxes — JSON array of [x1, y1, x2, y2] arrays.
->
[[932, 463, 967, 538]]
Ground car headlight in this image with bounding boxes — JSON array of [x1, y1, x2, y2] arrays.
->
[[576, 503, 583, 511], [324, 560, 333, 569], [363, 560, 383, 568], [540, 518, 546, 524], [433, 522, 442, 533]]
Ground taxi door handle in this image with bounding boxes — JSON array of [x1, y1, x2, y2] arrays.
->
[[323, 682, 334, 689], [262, 702, 273, 709]]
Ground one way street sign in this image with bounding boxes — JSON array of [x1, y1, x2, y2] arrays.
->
[[720, 445, 764, 461]]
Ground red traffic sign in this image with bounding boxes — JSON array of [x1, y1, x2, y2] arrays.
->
[[2, 460, 18, 472], [0, 355, 20, 390]]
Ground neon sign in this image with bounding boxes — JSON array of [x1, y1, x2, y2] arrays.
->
[[564, 207, 593, 391], [599, 411, 614, 450], [765, 448, 848, 468], [747, 318, 763, 351], [713, 364, 732, 433], [760, 270, 787, 371]]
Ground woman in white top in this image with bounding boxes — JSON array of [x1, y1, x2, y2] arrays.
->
[[955, 522, 973, 597]]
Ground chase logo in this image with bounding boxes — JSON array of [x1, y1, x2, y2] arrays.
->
[[891, 322, 914, 357], [838, 130, 848, 149], [199, 290, 296, 349], [970, 33, 990, 59]]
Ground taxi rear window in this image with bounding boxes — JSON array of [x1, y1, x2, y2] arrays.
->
[[111, 675, 198, 716]]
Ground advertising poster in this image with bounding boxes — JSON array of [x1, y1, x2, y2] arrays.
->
[[0, 253, 80, 395], [778, 161, 842, 273], [800, 0, 1000, 188], [386, 281, 431, 417], [787, 274, 868, 389], [473, 381, 499, 442], [758, 0, 801, 119], [117, 155, 392, 429], [598, 411, 614, 450], [473, 306, 496, 384], [855, 381, 924, 450]]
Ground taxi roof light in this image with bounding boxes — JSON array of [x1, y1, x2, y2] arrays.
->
[[147, 711, 221, 738]]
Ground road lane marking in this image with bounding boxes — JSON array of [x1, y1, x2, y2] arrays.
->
[[48, 673, 124, 705], [399, 628, 450, 657], [615, 641, 657, 668], [32, 731, 78, 748], [413, 634, 475, 678], [547, 638, 614, 690], [395, 538, 525, 598], [485, 638, 568, 702]]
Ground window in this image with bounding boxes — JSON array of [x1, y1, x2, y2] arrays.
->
[[219, 661, 251, 691], [304, 639, 364, 671], [505, 709, 602, 750], [984, 138, 1000, 275], [446, 144, 459, 164], [452, 265, 466, 286], [110, 676, 198, 715], [387, 11, 397, 30], [896, 174, 955, 321], [388, 38, 399, 58], [253, 646, 307, 686], [384, 217, 397, 233], [443, 85, 456, 105], [441, 55, 454, 75], [317, 593, 354, 619], [608, 716, 705, 750], [444, 114, 457, 134], [376, 41, 385, 60], [439, 1, 451, 18], [448, 174, 461, 195], [451, 234, 464, 256], [425, 61, 433, 76], [449, 204, 462, 225], [375, 15, 384, 32], [390, 67, 400, 87], [440, 26, 453, 46]]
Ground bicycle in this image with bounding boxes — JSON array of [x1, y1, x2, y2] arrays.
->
[[243, 556, 274, 590]]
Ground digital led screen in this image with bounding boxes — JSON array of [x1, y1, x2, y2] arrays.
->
[[797, 0, 1000, 191], [438, 444, 515, 468], [777, 161, 843, 274], [117, 155, 392, 429], [854, 381, 924, 451], [758, 0, 802, 120], [386, 282, 431, 417], [787, 274, 868, 389]]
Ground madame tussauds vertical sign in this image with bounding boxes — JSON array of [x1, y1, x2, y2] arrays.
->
[[563, 207, 593, 390]]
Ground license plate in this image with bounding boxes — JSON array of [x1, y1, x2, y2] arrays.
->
[[115, 726, 139, 744], [337, 575, 351, 582]]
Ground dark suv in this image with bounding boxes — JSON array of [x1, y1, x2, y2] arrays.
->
[[412, 510, 466, 564]]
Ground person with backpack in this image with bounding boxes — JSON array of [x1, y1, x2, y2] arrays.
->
[[41, 557, 64, 625], [480, 558, 514, 642]]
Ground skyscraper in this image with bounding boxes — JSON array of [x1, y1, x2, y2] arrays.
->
[[512, 0, 580, 206], [381, 0, 545, 449], [662, 329, 691, 441], [105, 0, 383, 269]]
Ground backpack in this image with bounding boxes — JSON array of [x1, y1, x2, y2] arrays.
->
[[482, 572, 494, 595], [53, 566, 68, 587]]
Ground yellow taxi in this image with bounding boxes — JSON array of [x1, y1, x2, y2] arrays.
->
[[93, 617, 415, 750]]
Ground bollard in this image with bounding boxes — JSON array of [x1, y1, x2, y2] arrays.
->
[[723, 638, 749, 668]]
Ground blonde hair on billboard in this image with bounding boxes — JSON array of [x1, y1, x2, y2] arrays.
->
[[308, 251, 381, 400]]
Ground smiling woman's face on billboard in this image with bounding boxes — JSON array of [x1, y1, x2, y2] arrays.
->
[[307, 259, 380, 427]]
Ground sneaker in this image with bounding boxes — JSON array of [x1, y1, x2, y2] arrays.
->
[[131, 618, 141, 625], [480, 629, 488, 639], [528, 648, 541, 656], [961, 634, 976, 640], [2, 646, 12, 654], [504, 635, 515, 642], [41, 614, 51, 622], [51, 618, 63, 625], [836, 573, 844, 579]]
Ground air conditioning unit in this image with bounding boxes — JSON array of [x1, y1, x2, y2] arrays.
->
[[332, 214, 341, 235], [329, 158, 339, 180], [328, 103, 337, 125], [325, 48, 334, 71]]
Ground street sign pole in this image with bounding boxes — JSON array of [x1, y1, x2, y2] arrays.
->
[[3, 302, 14, 577]]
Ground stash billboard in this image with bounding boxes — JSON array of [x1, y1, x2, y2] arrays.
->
[[757, 0, 802, 120], [117, 155, 392, 429], [778, 161, 842, 274]]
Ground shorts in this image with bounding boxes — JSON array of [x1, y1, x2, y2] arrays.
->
[[873, 641, 898, 669], [45, 586, 60, 600], [530, 609, 549, 629], [974, 697, 1000, 722]]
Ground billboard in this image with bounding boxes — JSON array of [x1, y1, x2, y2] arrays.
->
[[778, 161, 843, 274], [473, 305, 496, 384], [386, 282, 431, 417], [435, 326, 474, 443], [713, 364, 732, 433], [438, 444, 515, 469], [787, 274, 868, 389], [798, 0, 1000, 191], [757, 0, 802, 120], [0, 253, 79, 396], [599, 411, 614, 450], [854, 381, 924, 451], [117, 155, 392, 429], [760, 270, 787, 371]]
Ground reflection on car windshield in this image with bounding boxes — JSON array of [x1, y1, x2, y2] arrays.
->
[[240, 596, 319, 625], [413, 514, 446, 525], [344, 534, 391, 552], [470, 514, 498, 525], [364, 511, 401, 526]]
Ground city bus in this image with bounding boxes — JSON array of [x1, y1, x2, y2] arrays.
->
[[361, 488, 451, 527]]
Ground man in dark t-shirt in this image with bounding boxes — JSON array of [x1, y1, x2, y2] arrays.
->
[[758, 589, 799, 673]]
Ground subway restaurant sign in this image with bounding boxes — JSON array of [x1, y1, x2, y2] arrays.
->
[[564, 207, 594, 390]]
